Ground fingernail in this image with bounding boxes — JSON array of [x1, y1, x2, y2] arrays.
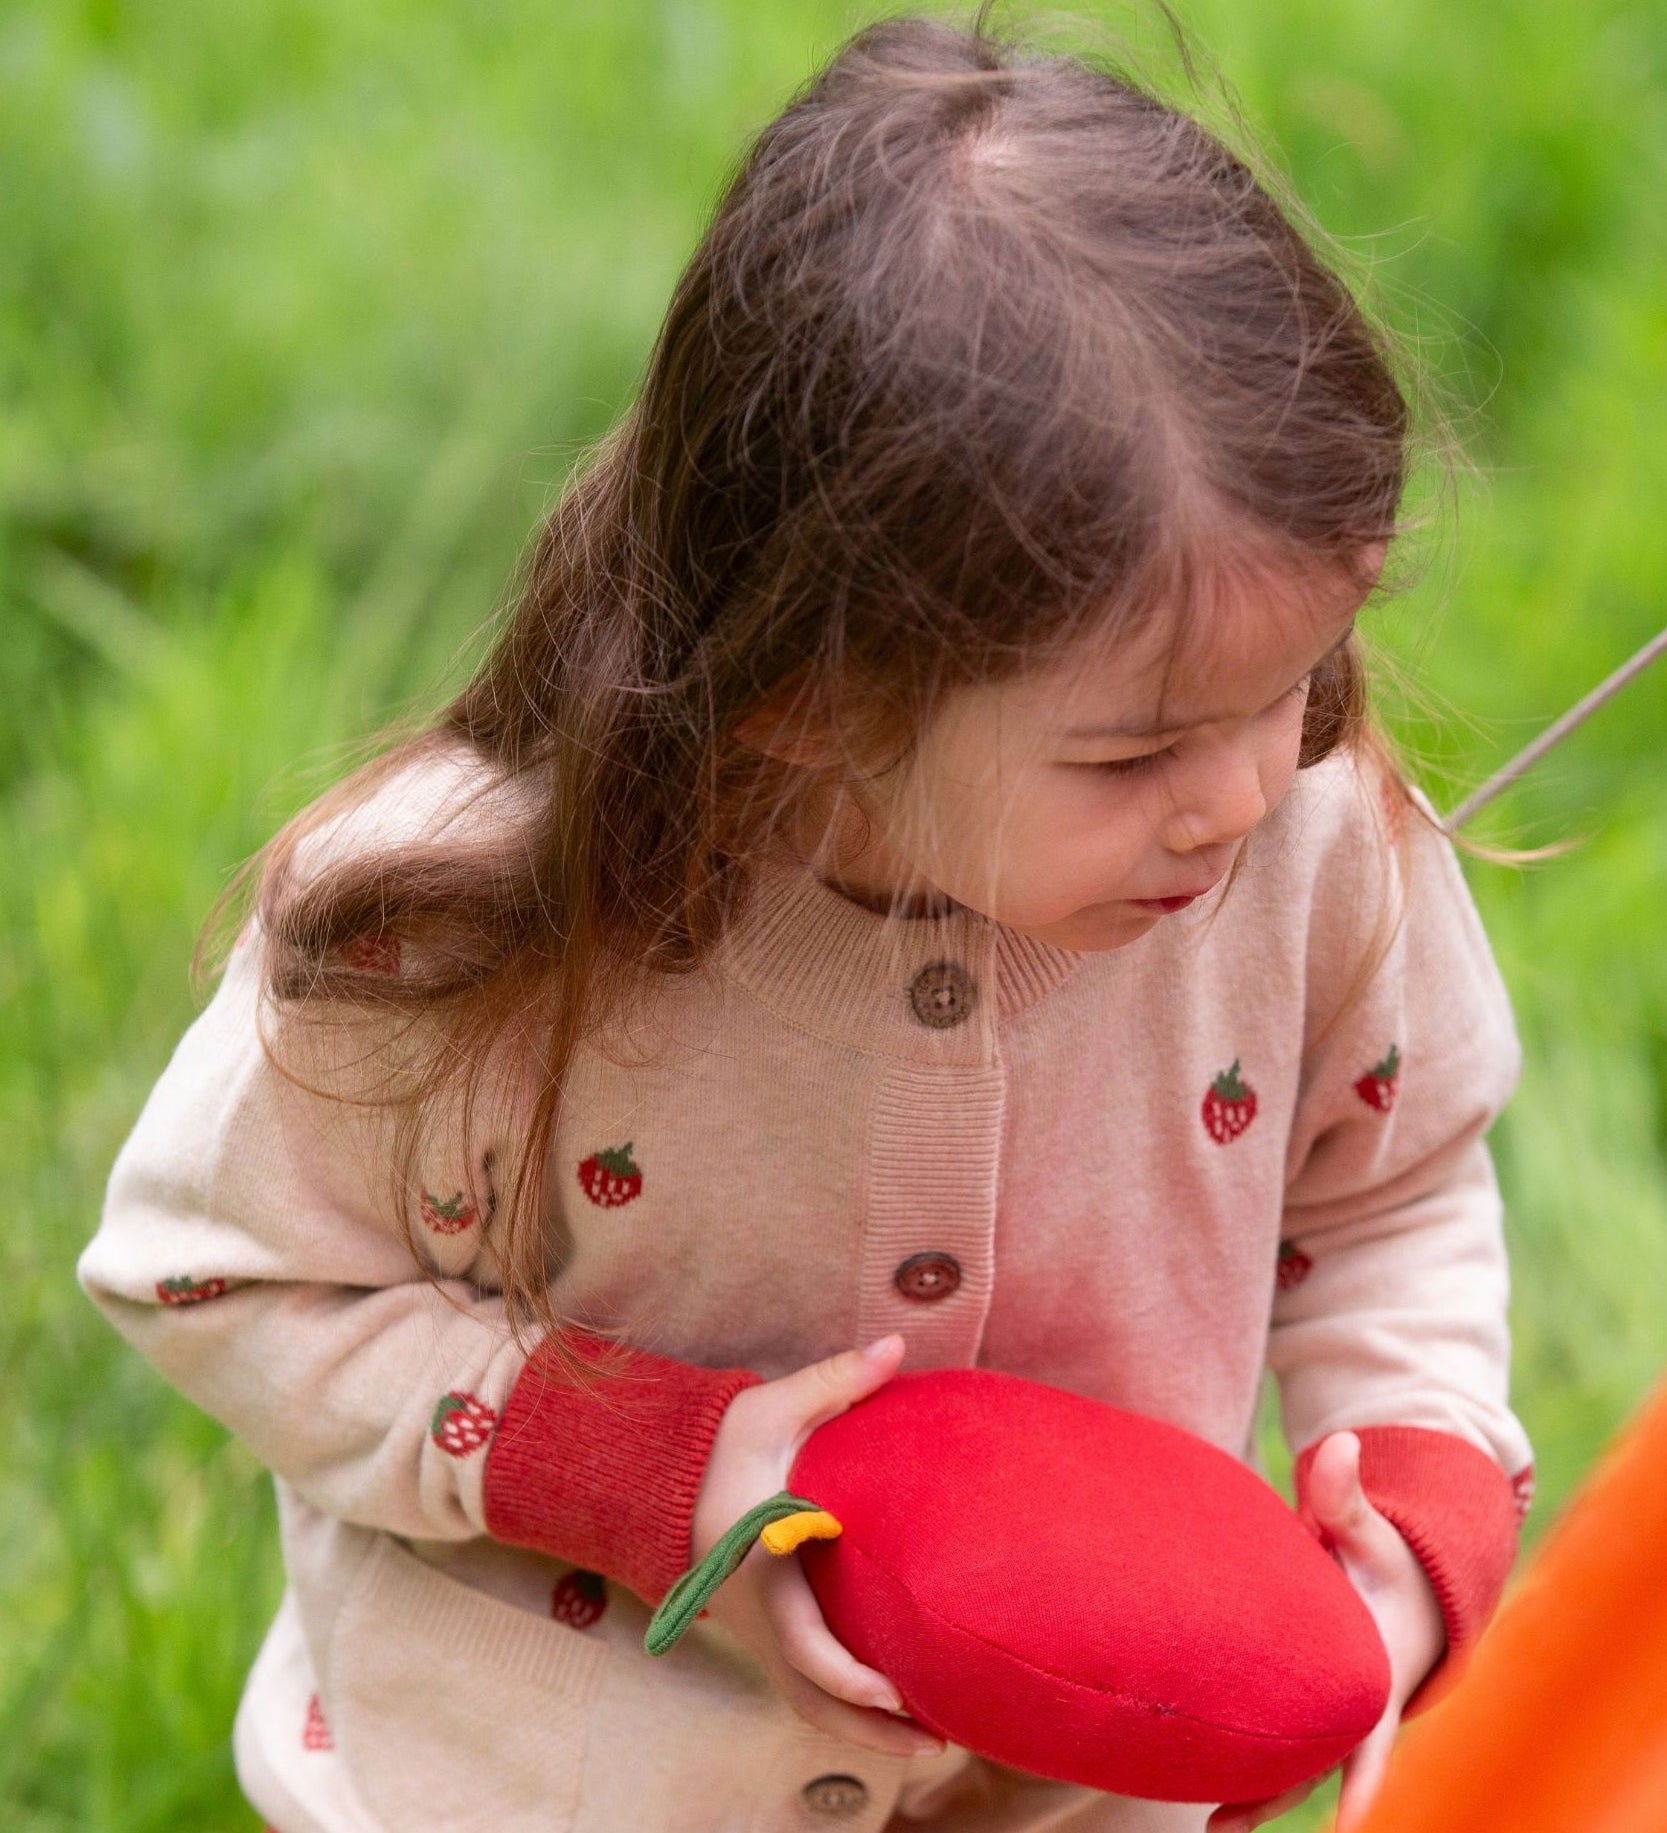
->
[[862, 1335, 901, 1361], [872, 1682, 903, 1712]]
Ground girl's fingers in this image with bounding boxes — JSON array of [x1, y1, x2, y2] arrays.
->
[[772, 1337, 907, 1443], [1305, 1433, 1370, 1539], [1335, 1721, 1396, 1831], [1305, 1432, 1402, 1569], [767, 1554, 908, 1714], [706, 1336, 936, 1761], [772, 1659, 945, 1757], [1210, 1781, 1313, 1825], [1206, 1775, 1320, 1831]]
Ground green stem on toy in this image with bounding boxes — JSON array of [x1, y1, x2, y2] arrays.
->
[[645, 1489, 823, 1656]]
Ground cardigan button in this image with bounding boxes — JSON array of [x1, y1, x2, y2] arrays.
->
[[908, 960, 975, 1028], [801, 1773, 869, 1816], [894, 1251, 961, 1302]]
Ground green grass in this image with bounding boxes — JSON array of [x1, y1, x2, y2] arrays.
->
[[4, 1, 1663, 1826]]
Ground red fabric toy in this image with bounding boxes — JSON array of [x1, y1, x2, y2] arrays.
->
[[647, 1366, 1391, 1803]]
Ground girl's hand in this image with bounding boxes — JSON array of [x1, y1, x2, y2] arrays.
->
[[688, 1332, 947, 1760], [1207, 1431, 1447, 1832]]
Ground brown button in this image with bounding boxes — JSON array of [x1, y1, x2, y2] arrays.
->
[[802, 1773, 869, 1816], [908, 960, 975, 1028], [894, 1251, 962, 1302]]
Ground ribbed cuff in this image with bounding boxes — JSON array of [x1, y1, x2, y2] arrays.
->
[[1293, 1424, 1523, 1719], [482, 1327, 764, 1609]]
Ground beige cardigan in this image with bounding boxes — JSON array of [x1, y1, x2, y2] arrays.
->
[[78, 741, 1534, 1833]]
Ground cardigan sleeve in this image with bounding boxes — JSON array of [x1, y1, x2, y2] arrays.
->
[[76, 766, 761, 1611], [1266, 766, 1535, 1717]]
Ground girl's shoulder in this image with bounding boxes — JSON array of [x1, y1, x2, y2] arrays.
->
[[284, 734, 531, 890], [1251, 745, 1500, 993], [249, 735, 543, 1009], [1258, 744, 1451, 899]]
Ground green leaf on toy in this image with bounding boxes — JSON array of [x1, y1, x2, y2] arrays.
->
[[645, 1488, 826, 1655]]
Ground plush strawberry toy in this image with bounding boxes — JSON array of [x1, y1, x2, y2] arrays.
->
[[647, 1368, 1389, 1804]]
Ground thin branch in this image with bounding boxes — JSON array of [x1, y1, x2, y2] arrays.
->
[[1443, 625, 1667, 834]]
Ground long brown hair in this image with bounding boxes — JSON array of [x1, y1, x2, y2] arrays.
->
[[198, 4, 1435, 1367]]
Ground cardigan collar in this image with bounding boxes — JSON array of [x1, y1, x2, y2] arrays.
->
[[714, 840, 1088, 1065]]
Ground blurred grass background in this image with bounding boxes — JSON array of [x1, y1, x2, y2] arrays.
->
[[2, 0, 1663, 1826]]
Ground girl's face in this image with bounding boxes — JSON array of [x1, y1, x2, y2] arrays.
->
[[756, 549, 1382, 954]]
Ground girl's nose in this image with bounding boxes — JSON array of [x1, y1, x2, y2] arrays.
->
[[1159, 750, 1269, 856]]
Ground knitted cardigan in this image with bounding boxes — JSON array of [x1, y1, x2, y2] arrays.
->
[[78, 740, 1534, 1833]]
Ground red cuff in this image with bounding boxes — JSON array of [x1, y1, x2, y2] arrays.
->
[[1293, 1425, 1526, 1718], [482, 1326, 764, 1608]]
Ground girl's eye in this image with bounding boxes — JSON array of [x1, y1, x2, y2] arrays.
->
[[1089, 747, 1172, 777]]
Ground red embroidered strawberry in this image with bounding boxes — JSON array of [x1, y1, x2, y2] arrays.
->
[[551, 1568, 609, 1629], [156, 1275, 229, 1305], [430, 1391, 496, 1457], [577, 1142, 643, 1208], [340, 932, 401, 975], [1201, 1060, 1258, 1144], [1275, 1240, 1313, 1290], [1353, 1044, 1402, 1113], [419, 1186, 478, 1234], [1510, 1463, 1536, 1522], [302, 1691, 334, 1751]]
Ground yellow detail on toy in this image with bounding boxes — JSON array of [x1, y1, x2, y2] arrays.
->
[[760, 1509, 843, 1555]]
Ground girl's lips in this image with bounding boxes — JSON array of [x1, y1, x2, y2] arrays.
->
[[1130, 894, 1200, 913]]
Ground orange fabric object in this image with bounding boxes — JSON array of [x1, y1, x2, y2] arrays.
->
[[759, 1508, 844, 1555], [1349, 1369, 1667, 1833]]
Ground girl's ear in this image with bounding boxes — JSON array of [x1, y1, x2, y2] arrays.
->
[[731, 674, 843, 768], [1353, 539, 1389, 594]]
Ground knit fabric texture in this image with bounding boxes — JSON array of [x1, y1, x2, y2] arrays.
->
[[482, 1325, 763, 1608], [77, 738, 1535, 1833], [1294, 1423, 1525, 1720]]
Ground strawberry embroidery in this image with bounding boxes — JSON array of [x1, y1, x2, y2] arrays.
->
[[1354, 1044, 1402, 1113], [551, 1568, 609, 1629], [577, 1142, 643, 1208], [339, 932, 401, 976], [1201, 1060, 1258, 1144], [156, 1276, 229, 1305], [429, 1391, 496, 1457], [1275, 1240, 1313, 1290], [419, 1186, 478, 1235], [1510, 1462, 1536, 1522], [302, 1691, 334, 1751]]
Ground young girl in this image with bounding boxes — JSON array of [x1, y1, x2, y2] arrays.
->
[[79, 11, 1535, 1833]]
